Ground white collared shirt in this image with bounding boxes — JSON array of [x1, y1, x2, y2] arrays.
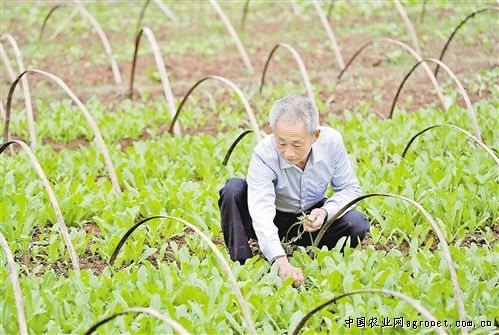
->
[[247, 126, 363, 261]]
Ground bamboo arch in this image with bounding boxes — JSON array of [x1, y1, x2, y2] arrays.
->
[[401, 124, 498, 165], [128, 27, 180, 135], [0, 232, 28, 335], [108, 215, 256, 335], [241, 0, 251, 30], [1, 140, 80, 273], [136, 0, 177, 34], [389, 58, 481, 141], [168, 76, 262, 141], [259, 43, 314, 102], [0, 40, 16, 81], [434, 7, 499, 77], [311, 0, 345, 69], [37, 3, 122, 85], [3, 69, 121, 193], [84, 307, 189, 335], [394, 0, 422, 54], [314, 193, 466, 327], [292, 289, 447, 335], [153, 0, 178, 23], [337, 37, 447, 112], [1, 34, 35, 146], [209, 0, 254, 74]]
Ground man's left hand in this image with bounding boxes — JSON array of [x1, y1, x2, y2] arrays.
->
[[304, 208, 327, 232]]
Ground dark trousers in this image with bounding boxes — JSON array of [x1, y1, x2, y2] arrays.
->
[[219, 178, 370, 262]]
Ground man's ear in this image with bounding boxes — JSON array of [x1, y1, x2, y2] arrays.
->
[[312, 129, 321, 142]]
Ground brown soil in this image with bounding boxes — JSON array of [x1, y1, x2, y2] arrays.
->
[[3, 4, 496, 125], [83, 221, 102, 237], [3, 3, 495, 152], [361, 235, 411, 255], [24, 111, 232, 152], [15, 222, 228, 277], [360, 224, 499, 256], [15, 221, 498, 277], [17, 223, 108, 277], [247, 223, 499, 259], [42, 136, 91, 151]]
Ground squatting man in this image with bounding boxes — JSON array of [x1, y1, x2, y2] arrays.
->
[[219, 95, 369, 287]]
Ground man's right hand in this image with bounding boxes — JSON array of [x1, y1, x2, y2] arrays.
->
[[275, 256, 304, 287]]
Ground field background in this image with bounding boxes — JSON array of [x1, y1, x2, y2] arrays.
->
[[1, 0, 498, 334]]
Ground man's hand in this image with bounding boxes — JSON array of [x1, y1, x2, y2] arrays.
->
[[303, 208, 327, 232], [275, 256, 304, 287]]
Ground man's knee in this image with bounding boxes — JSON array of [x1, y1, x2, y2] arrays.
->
[[219, 178, 247, 202], [343, 210, 369, 242]]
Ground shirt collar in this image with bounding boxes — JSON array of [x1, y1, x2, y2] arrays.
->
[[311, 139, 326, 164]]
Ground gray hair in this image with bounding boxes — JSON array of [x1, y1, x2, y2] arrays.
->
[[269, 95, 319, 134]]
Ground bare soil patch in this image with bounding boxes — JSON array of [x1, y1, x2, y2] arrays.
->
[[3, 4, 496, 147], [14, 220, 498, 278]]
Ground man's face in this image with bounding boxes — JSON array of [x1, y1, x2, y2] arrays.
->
[[274, 120, 320, 166]]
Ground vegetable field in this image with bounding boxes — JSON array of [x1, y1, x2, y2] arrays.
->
[[1, 1, 498, 334]]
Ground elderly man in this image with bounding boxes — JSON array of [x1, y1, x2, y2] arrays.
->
[[219, 95, 369, 286]]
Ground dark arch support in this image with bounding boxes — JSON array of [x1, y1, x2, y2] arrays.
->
[[435, 7, 498, 78], [135, 0, 151, 35], [291, 289, 447, 335], [336, 37, 446, 112], [84, 307, 188, 335], [1, 139, 80, 273], [401, 124, 498, 165], [1, 33, 35, 146], [3, 69, 121, 192], [128, 28, 146, 98], [222, 130, 254, 166], [37, 3, 122, 84], [389, 57, 481, 141], [128, 27, 179, 135], [4, 71, 29, 142], [108, 215, 256, 334], [37, 4, 65, 44], [133, 0, 178, 35], [337, 40, 372, 80], [389, 59, 423, 118], [168, 76, 261, 140], [313, 192, 465, 324], [241, 0, 250, 30], [168, 77, 209, 135], [259, 43, 314, 102], [109, 215, 161, 265]]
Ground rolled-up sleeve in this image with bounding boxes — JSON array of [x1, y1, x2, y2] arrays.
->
[[247, 153, 285, 261], [322, 134, 363, 220]]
